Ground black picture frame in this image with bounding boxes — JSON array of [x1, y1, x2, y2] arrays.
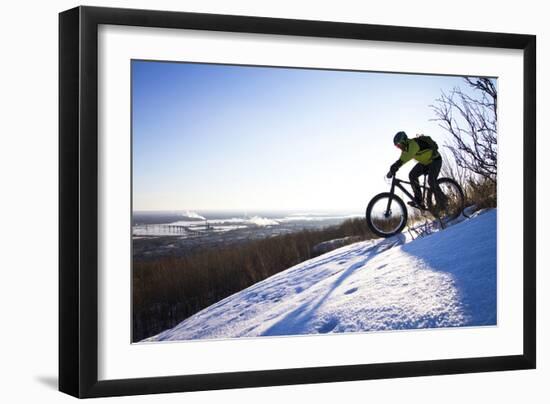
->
[[59, 5, 536, 399]]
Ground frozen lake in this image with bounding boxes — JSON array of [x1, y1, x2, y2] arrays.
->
[[132, 210, 362, 260]]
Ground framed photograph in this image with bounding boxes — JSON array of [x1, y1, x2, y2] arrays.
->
[[59, 6, 536, 398]]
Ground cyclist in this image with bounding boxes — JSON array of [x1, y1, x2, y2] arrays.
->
[[387, 131, 446, 211]]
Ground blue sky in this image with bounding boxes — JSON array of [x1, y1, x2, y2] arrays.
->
[[132, 60, 481, 212]]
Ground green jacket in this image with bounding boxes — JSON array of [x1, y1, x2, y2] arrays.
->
[[397, 138, 439, 166]]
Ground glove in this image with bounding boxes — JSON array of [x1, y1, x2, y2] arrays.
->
[[387, 161, 401, 178]]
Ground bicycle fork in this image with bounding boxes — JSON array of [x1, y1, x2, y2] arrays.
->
[[385, 177, 397, 217]]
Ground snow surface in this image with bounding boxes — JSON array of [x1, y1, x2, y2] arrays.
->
[[144, 209, 497, 342]]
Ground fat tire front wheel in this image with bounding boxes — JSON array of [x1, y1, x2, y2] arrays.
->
[[366, 192, 408, 238]]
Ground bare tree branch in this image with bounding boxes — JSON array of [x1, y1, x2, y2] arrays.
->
[[430, 77, 497, 184]]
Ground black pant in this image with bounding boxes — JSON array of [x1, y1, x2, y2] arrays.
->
[[409, 156, 444, 205]]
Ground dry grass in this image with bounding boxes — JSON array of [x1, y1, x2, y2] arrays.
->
[[464, 178, 497, 210]]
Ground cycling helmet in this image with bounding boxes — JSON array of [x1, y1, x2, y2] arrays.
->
[[393, 131, 408, 146]]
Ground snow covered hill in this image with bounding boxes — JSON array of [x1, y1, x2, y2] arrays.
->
[[144, 209, 497, 342]]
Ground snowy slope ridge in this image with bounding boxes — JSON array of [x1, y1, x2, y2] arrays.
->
[[144, 209, 497, 342]]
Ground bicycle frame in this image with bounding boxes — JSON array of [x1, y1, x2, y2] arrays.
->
[[385, 175, 429, 214]]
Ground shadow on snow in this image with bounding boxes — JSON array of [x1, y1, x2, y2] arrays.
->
[[261, 235, 407, 336], [400, 210, 497, 326]]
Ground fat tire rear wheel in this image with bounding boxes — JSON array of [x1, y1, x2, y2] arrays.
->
[[427, 177, 465, 221], [366, 192, 408, 238]]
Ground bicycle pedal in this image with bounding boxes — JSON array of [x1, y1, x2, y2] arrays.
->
[[407, 201, 426, 210]]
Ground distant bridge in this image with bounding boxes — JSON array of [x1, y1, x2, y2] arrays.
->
[[142, 222, 213, 235]]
